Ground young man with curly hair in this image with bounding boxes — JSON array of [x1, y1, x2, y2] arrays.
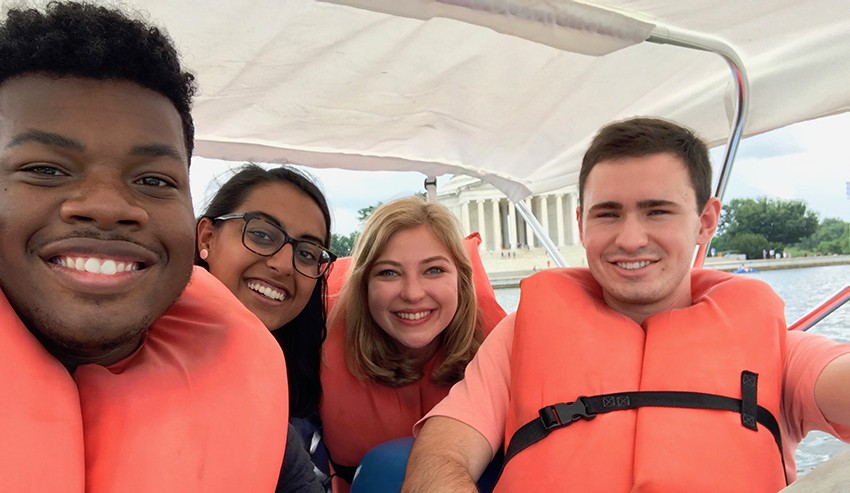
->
[[0, 3, 288, 490]]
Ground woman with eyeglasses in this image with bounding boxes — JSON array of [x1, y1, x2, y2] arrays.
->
[[319, 196, 506, 493], [196, 164, 336, 493]]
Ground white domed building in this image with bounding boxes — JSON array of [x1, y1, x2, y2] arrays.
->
[[437, 175, 586, 270]]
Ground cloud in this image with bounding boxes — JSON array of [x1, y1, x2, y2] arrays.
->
[[736, 126, 806, 159], [713, 113, 850, 221]]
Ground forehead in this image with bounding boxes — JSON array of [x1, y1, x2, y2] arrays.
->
[[379, 225, 452, 260], [583, 153, 696, 207], [237, 182, 327, 240], [0, 75, 186, 159]]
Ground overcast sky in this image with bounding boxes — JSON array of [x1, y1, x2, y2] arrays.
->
[[712, 112, 850, 223], [190, 112, 850, 236]]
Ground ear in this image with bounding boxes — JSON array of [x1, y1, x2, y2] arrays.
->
[[696, 197, 722, 245], [576, 205, 585, 246], [196, 217, 217, 253]]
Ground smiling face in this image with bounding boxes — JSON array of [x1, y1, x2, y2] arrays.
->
[[366, 225, 459, 363], [198, 182, 327, 331], [0, 76, 195, 367], [578, 153, 720, 323]]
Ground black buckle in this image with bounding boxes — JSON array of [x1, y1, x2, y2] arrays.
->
[[538, 397, 595, 430]]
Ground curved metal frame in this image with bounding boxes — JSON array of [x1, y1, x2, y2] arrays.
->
[[789, 286, 850, 332], [515, 200, 568, 267], [649, 26, 750, 268], [518, 24, 750, 269]]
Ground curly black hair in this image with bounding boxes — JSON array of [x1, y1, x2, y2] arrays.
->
[[0, 1, 197, 161]]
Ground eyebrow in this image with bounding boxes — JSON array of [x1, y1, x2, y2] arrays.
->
[[587, 201, 622, 213], [6, 130, 184, 162], [637, 199, 678, 209], [6, 130, 83, 150], [129, 143, 185, 162], [297, 233, 326, 245], [587, 199, 679, 212], [373, 255, 452, 267], [253, 211, 326, 245], [421, 255, 452, 264]]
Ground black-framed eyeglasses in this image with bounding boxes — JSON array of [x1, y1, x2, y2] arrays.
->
[[213, 212, 337, 279]]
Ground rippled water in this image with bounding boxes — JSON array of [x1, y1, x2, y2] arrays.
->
[[493, 264, 850, 476]]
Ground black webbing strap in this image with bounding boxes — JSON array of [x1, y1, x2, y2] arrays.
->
[[503, 372, 784, 473], [741, 370, 759, 431], [328, 456, 357, 484]]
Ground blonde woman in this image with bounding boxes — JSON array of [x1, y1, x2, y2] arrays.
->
[[320, 196, 505, 493]]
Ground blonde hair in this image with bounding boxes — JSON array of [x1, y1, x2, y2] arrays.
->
[[332, 196, 482, 387]]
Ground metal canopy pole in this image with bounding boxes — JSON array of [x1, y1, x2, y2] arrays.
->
[[788, 286, 850, 332], [514, 200, 568, 267], [424, 175, 438, 202], [512, 26, 748, 270], [648, 26, 750, 267]]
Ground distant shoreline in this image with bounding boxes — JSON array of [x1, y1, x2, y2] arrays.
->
[[703, 254, 850, 273], [489, 254, 850, 289]]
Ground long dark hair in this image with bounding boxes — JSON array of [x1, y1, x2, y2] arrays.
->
[[197, 163, 331, 418]]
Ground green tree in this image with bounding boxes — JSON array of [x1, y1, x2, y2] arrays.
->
[[718, 197, 819, 246], [798, 217, 849, 251], [710, 233, 730, 253], [357, 203, 382, 223], [728, 232, 770, 260], [814, 219, 850, 254], [330, 232, 358, 257], [817, 237, 850, 255]]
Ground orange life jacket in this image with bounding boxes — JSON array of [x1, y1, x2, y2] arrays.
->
[[321, 332, 458, 493], [0, 266, 288, 492], [321, 232, 506, 493], [500, 268, 786, 493]]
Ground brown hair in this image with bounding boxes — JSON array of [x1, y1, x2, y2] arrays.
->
[[579, 117, 712, 212], [332, 196, 482, 387]]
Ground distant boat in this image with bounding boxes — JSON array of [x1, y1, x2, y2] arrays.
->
[[734, 266, 758, 274]]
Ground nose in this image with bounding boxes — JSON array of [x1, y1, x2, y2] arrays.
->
[[614, 214, 649, 252], [400, 274, 426, 302], [59, 171, 148, 229], [266, 242, 295, 275]]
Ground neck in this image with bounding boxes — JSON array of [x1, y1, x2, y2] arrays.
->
[[396, 338, 441, 370], [604, 288, 693, 326], [33, 330, 145, 372]]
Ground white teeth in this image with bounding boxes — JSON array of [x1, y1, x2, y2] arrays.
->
[[617, 260, 652, 270], [248, 281, 286, 301], [101, 259, 117, 275], [396, 311, 431, 321], [84, 258, 100, 273], [56, 256, 140, 275]]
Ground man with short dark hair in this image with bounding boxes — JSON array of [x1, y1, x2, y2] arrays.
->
[[403, 117, 850, 492], [0, 3, 287, 490]]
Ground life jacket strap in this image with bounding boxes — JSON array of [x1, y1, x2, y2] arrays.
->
[[502, 371, 785, 481], [328, 456, 358, 484]]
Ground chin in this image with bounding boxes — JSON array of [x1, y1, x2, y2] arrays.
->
[[611, 288, 662, 306]]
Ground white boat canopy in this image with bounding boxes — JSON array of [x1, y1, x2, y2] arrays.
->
[[102, 0, 850, 202]]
